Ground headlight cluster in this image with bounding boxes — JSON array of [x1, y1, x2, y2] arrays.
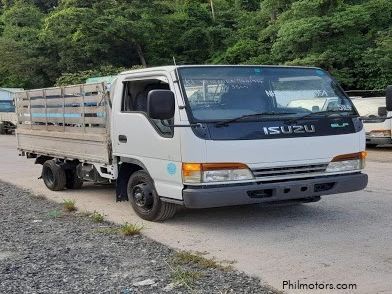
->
[[368, 130, 391, 138], [182, 163, 254, 184], [326, 152, 367, 173]]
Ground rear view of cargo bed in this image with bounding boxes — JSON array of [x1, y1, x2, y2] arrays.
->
[[15, 83, 111, 164]]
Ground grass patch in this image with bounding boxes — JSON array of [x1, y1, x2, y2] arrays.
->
[[170, 267, 203, 287], [63, 199, 77, 212], [47, 209, 62, 219], [90, 211, 104, 223], [95, 223, 143, 236], [171, 251, 233, 271], [120, 222, 143, 236]]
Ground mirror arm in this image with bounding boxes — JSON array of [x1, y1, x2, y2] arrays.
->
[[161, 121, 203, 128]]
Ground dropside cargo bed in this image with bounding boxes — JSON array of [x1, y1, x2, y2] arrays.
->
[[15, 83, 111, 164], [17, 128, 111, 164]]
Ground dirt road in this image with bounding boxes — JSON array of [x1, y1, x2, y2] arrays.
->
[[1, 135, 391, 293]]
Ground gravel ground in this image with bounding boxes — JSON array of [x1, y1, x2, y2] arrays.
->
[[0, 181, 275, 294]]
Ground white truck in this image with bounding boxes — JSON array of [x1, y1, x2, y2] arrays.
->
[[0, 112, 17, 134], [0, 88, 21, 134], [15, 65, 368, 221], [349, 87, 392, 147]]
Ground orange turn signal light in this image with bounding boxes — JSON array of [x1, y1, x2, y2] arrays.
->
[[331, 151, 367, 162], [182, 162, 248, 176], [182, 163, 201, 177]]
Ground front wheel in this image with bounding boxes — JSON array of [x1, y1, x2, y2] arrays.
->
[[127, 170, 176, 221]]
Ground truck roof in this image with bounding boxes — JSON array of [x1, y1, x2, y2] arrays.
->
[[0, 88, 24, 101], [118, 65, 322, 76], [0, 88, 24, 93]]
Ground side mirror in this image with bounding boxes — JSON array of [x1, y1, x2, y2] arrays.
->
[[312, 106, 320, 112], [378, 106, 387, 117], [147, 90, 175, 120], [386, 85, 392, 112]]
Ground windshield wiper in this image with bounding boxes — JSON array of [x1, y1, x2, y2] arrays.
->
[[215, 112, 297, 127], [284, 110, 356, 124]]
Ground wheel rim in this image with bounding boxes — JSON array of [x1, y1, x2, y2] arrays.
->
[[43, 167, 55, 186], [131, 182, 154, 212]]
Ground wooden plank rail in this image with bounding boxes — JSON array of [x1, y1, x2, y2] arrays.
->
[[17, 94, 104, 106], [25, 116, 106, 125], [17, 123, 107, 134], [18, 106, 106, 114], [15, 82, 109, 133]]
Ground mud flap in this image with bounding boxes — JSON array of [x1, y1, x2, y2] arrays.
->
[[116, 164, 132, 202]]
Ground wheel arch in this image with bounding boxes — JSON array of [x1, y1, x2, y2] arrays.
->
[[116, 157, 150, 201], [35, 155, 53, 165]]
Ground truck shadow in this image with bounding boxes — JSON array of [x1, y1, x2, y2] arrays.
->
[[367, 145, 392, 151], [58, 183, 373, 233], [60, 182, 115, 193], [168, 197, 368, 232]]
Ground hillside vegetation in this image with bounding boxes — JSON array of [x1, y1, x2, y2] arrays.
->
[[0, 0, 391, 89]]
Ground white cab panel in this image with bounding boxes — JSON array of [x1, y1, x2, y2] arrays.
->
[[111, 71, 184, 200], [112, 113, 183, 199], [179, 127, 206, 163], [204, 132, 363, 168]]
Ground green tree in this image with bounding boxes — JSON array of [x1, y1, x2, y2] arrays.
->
[[55, 65, 132, 85], [0, 0, 391, 89], [220, 0, 392, 89], [0, 1, 53, 88]]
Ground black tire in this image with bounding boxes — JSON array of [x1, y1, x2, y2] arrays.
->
[[65, 169, 83, 189], [42, 160, 66, 191], [366, 143, 378, 148], [127, 170, 176, 221]]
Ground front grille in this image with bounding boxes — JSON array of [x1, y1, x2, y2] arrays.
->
[[252, 163, 328, 180]]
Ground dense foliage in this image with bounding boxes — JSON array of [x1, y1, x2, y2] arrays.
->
[[0, 0, 391, 89]]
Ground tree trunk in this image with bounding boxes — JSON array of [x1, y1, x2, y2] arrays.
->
[[210, 0, 216, 21], [135, 43, 147, 67]]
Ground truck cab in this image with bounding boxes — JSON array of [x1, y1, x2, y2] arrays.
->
[[0, 88, 22, 134], [110, 65, 368, 219]]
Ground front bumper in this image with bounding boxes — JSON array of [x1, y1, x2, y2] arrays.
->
[[182, 173, 368, 208], [366, 136, 392, 145]]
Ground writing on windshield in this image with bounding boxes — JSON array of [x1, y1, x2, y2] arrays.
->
[[179, 67, 353, 122]]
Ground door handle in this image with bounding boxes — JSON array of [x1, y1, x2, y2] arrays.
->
[[118, 135, 127, 143]]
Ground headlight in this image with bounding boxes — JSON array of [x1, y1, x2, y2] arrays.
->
[[182, 163, 254, 183], [326, 152, 367, 173], [368, 130, 391, 137]]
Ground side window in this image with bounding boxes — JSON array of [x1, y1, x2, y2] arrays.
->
[[121, 77, 174, 137]]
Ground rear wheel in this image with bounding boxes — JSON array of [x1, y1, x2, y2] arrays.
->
[[0, 123, 5, 135], [65, 169, 83, 189], [127, 170, 177, 221], [42, 160, 66, 191]]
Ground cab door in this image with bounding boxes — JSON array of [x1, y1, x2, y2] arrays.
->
[[112, 73, 183, 200]]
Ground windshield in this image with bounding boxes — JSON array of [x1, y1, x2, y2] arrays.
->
[[178, 66, 355, 122], [0, 100, 15, 113]]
